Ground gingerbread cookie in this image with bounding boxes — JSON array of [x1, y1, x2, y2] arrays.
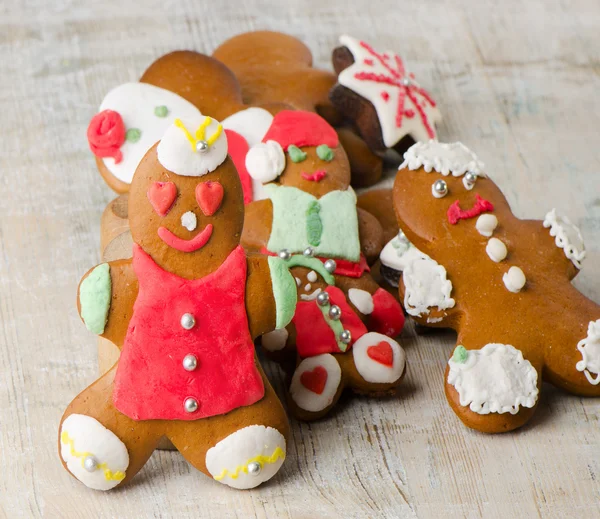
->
[[392, 140, 600, 433], [241, 110, 406, 420], [60, 116, 298, 490], [330, 35, 442, 155]]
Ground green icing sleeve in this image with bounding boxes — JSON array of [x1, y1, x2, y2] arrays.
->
[[267, 256, 297, 329], [79, 263, 111, 335]]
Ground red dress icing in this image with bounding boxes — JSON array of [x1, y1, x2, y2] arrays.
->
[[113, 245, 264, 421], [292, 286, 367, 358]]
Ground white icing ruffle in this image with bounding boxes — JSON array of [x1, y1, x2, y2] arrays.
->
[[403, 255, 455, 317], [543, 208, 586, 269], [576, 319, 600, 385], [448, 343, 539, 415], [400, 141, 485, 177]]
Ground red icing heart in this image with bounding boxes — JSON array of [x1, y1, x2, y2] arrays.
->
[[367, 341, 394, 367], [196, 181, 224, 216], [147, 181, 177, 216], [300, 366, 328, 395]]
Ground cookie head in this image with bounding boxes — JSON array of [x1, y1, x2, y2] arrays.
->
[[129, 116, 244, 278], [245, 110, 350, 196]]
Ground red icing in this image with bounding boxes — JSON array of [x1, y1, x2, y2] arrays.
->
[[404, 109, 415, 118], [301, 170, 327, 182], [363, 58, 374, 66], [367, 341, 394, 367], [158, 224, 213, 252], [147, 181, 177, 216], [195, 181, 224, 216], [380, 91, 390, 102], [292, 286, 367, 358], [300, 366, 328, 394], [224, 129, 253, 204], [262, 110, 339, 150], [447, 194, 494, 225], [87, 110, 126, 163], [369, 288, 405, 337], [113, 245, 264, 421]]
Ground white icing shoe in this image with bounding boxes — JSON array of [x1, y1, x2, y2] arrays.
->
[[261, 328, 289, 352], [290, 354, 342, 413], [206, 425, 286, 489], [352, 332, 406, 384], [60, 414, 129, 491]]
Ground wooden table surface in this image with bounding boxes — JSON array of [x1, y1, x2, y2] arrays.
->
[[1, 0, 599, 517]]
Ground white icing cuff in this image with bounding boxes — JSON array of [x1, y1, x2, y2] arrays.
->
[[206, 425, 286, 490], [403, 256, 455, 317], [261, 328, 289, 352], [352, 332, 405, 383], [348, 288, 374, 315], [543, 208, 586, 269], [576, 319, 600, 385], [400, 141, 485, 177], [60, 414, 129, 491], [290, 354, 341, 413], [448, 344, 539, 415]]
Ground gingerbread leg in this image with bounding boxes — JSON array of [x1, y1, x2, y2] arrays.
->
[[58, 366, 161, 490], [167, 367, 289, 490]]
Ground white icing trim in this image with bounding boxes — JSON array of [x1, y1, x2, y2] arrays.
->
[[486, 238, 507, 262], [400, 141, 485, 177], [448, 344, 539, 415], [290, 354, 342, 412], [352, 332, 405, 383], [543, 208, 586, 269], [379, 234, 428, 272], [576, 319, 600, 385], [222, 108, 273, 148], [476, 214, 498, 237], [205, 425, 286, 489], [403, 256, 455, 317], [262, 328, 289, 352], [348, 288, 374, 315], [502, 266, 526, 293], [245, 140, 285, 183]]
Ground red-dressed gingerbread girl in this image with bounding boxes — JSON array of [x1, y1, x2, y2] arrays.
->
[[59, 116, 298, 490]]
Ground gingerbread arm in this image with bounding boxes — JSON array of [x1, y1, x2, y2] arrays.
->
[[241, 199, 273, 253], [357, 207, 384, 265], [77, 259, 138, 348]]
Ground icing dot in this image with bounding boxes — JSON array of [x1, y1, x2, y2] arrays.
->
[[364, 58, 374, 66], [125, 128, 142, 143], [486, 238, 507, 262], [304, 284, 312, 292], [476, 214, 498, 237], [381, 91, 390, 102], [316, 144, 334, 162], [404, 109, 415, 118], [154, 105, 169, 117], [180, 211, 197, 231], [307, 270, 318, 283], [453, 345, 468, 364], [503, 266, 526, 293]]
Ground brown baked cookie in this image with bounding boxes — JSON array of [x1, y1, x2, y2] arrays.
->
[[59, 116, 298, 490], [330, 35, 442, 155], [213, 31, 384, 187], [241, 109, 407, 420], [392, 141, 600, 433]]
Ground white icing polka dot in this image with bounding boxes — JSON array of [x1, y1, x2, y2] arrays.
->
[[486, 238, 507, 262], [502, 266, 526, 293], [261, 328, 289, 352], [476, 214, 498, 237], [307, 270, 318, 283], [348, 288, 374, 315], [304, 283, 312, 292], [180, 211, 197, 231], [352, 332, 405, 383], [290, 354, 342, 413], [543, 208, 586, 269], [576, 319, 600, 385]]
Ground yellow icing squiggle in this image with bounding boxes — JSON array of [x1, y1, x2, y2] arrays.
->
[[213, 447, 285, 481], [61, 431, 126, 482], [174, 117, 223, 151]]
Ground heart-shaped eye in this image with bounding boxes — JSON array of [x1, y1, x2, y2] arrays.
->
[[147, 181, 177, 216], [195, 181, 224, 216]]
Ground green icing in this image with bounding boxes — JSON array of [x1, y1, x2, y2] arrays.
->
[[126, 128, 142, 143], [306, 200, 323, 247], [288, 145, 307, 163], [286, 255, 335, 285], [316, 144, 334, 162], [268, 256, 297, 329], [453, 345, 468, 364], [154, 105, 169, 117], [317, 299, 347, 352], [79, 263, 111, 335]]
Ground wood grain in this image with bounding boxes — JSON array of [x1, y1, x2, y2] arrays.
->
[[1, 0, 599, 517]]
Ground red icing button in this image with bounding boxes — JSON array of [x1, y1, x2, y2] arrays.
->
[[147, 181, 177, 216], [300, 366, 328, 395], [367, 342, 394, 367], [196, 181, 224, 216]]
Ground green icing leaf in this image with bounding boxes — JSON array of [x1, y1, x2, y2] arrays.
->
[[288, 145, 307, 163], [306, 200, 323, 247], [316, 144, 334, 162], [126, 128, 142, 143], [154, 105, 169, 117], [79, 263, 111, 335], [453, 345, 468, 364]]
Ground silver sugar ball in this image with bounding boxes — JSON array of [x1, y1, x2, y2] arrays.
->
[[278, 249, 291, 261], [402, 78, 411, 86], [184, 397, 199, 413], [196, 140, 209, 153], [465, 171, 477, 184], [433, 179, 448, 196], [180, 313, 196, 330], [340, 329, 352, 344], [83, 456, 98, 472], [323, 259, 337, 273], [247, 461, 262, 476], [182, 354, 198, 372], [303, 247, 314, 257], [328, 305, 341, 320], [316, 291, 330, 306]]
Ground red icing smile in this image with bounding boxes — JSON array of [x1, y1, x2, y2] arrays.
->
[[158, 224, 213, 252], [447, 194, 494, 224], [301, 170, 327, 182]]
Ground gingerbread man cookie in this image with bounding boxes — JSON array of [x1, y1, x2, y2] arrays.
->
[[60, 116, 298, 490], [392, 140, 600, 433]]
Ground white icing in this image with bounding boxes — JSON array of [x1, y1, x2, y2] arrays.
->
[[348, 288, 374, 315], [307, 270, 318, 283], [427, 316, 443, 323], [205, 425, 286, 489], [60, 414, 129, 491], [222, 107, 273, 148], [157, 116, 228, 177], [304, 283, 312, 292], [338, 35, 441, 147], [503, 266, 526, 293], [379, 234, 428, 272], [180, 211, 197, 231], [300, 287, 322, 301], [352, 332, 405, 383], [262, 328, 289, 352], [576, 319, 600, 385], [245, 140, 285, 183], [97, 83, 202, 184], [486, 238, 507, 262], [400, 141, 485, 177], [403, 256, 455, 317], [476, 214, 498, 237], [543, 208, 586, 269], [290, 354, 342, 412], [295, 277, 301, 287], [448, 344, 539, 415]]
